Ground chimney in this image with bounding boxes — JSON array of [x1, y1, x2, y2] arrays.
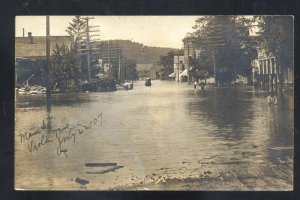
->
[[22, 28, 25, 37], [28, 32, 33, 44]]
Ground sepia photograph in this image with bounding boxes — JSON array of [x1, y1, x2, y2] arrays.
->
[[14, 15, 294, 190]]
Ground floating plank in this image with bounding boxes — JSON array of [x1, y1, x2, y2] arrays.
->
[[85, 162, 117, 167], [269, 146, 293, 151], [86, 166, 124, 174]]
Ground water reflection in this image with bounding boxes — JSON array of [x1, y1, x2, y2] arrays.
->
[[15, 81, 293, 190], [188, 87, 255, 142]]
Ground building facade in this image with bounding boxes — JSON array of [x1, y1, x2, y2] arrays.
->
[[15, 32, 73, 86], [181, 34, 203, 83], [169, 56, 185, 82], [252, 47, 294, 91]]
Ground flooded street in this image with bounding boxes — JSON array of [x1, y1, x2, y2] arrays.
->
[[15, 80, 294, 190]]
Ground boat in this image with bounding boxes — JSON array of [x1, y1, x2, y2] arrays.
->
[[145, 78, 151, 86], [124, 82, 134, 90]]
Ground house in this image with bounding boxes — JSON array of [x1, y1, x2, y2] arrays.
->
[[15, 32, 73, 85]]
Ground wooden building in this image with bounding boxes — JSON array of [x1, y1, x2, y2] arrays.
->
[[15, 32, 73, 85]]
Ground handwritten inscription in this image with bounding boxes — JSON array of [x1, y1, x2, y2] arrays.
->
[[28, 135, 52, 152], [17, 112, 103, 158], [18, 130, 42, 143]]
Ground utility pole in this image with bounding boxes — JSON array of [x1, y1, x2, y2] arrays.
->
[[201, 25, 224, 86], [177, 56, 180, 84], [86, 18, 91, 82], [108, 40, 111, 76], [46, 16, 51, 107], [118, 48, 121, 82], [82, 17, 100, 82], [187, 43, 190, 85], [98, 42, 122, 79]]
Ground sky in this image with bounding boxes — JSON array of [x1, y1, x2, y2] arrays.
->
[[16, 16, 198, 49]]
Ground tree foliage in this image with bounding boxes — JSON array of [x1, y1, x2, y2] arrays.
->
[[66, 16, 87, 80], [50, 44, 79, 90], [189, 53, 214, 80], [192, 16, 257, 83], [123, 57, 138, 81], [255, 16, 293, 70], [66, 16, 87, 49], [158, 50, 183, 80]]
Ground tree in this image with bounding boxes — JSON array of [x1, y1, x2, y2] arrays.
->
[[123, 57, 138, 81], [159, 50, 183, 80], [192, 16, 257, 84], [66, 16, 87, 50], [66, 16, 87, 82], [255, 16, 293, 88], [50, 44, 79, 91], [189, 52, 214, 82]]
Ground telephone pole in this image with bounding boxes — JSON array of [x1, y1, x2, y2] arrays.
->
[[200, 25, 224, 86], [46, 16, 51, 107], [86, 18, 91, 82], [82, 17, 100, 82], [187, 43, 190, 85], [118, 48, 121, 82]]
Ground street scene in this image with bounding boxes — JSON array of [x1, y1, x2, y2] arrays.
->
[[15, 16, 293, 190]]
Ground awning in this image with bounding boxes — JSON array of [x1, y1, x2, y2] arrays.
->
[[180, 69, 188, 77], [168, 72, 176, 78]]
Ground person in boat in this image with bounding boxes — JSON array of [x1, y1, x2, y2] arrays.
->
[[267, 91, 278, 105], [145, 78, 151, 86]]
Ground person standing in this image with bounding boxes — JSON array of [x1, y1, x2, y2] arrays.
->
[[268, 91, 278, 105], [194, 81, 197, 89]]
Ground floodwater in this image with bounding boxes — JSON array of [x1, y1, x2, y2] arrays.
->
[[15, 80, 294, 190]]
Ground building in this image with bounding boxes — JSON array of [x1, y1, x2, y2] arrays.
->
[[168, 56, 185, 82], [181, 34, 203, 83], [15, 32, 73, 85], [252, 47, 293, 91]]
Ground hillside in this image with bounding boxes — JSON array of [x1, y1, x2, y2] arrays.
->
[[95, 40, 178, 64]]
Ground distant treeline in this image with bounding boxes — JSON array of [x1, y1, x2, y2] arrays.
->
[[95, 40, 178, 64]]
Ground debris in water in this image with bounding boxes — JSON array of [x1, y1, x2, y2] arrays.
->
[[155, 176, 166, 184], [74, 177, 89, 186], [203, 155, 218, 159], [85, 162, 117, 167]]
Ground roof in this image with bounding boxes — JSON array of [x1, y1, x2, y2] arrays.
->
[[15, 36, 73, 59]]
